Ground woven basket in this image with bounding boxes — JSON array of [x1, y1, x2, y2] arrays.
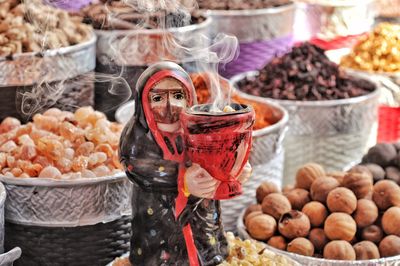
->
[[5, 217, 131, 266], [0, 35, 96, 122], [94, 18, 211, 120], [1, 174, 132, 265], [204, 4, 295, 78], [232, 71, 380, 185]]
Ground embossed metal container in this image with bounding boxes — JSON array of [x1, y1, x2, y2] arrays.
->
[[232, 71, 380, 185], [95, 18, 211, 119], [0, 35, 96, 121], [1, 173, 132, 265], [237, 211, 400, 266], [116, 97, 288, 231]]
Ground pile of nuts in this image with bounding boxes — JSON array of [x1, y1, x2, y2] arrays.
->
[[80, 0, 204, 30], [244, 157, 400, 260], [341, 23, 400, 73], [0, 106, 123, 179], [237, 43, 376, 101], [197, 0, 291, 10], [0, 0, 92, 57]]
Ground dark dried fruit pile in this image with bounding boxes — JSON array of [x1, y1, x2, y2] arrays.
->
[[237, 43, 376, 101], [197, 0, 291, 10]]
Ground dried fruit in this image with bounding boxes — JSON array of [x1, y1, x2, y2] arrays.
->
[[342, 171, 373, 199], [327, 171, 346, 185], [267, 236, 287, 251], [353, 241, 380, 260], [310, 177, 340, 203], [256, 182, 279, 203], [373, 180, 400, 210], [302, 201, 328, 227], [323, 241, 356, 260], [386, 166, 400, 184], [243, 204, 262, 221], [309, 228, 328, 251], [284, 188, 310, 210], [247, 214, 277, 241], [261, 193, 291, 220], [364, 164, 386, 182], [327, 187, 357, 214], [324, 213, 357, 241], [295, 163, 325, 190], [379, 235, 400, 257], [362, 143, 397, 167], [287, 237, 314, 256], [238, 43, 376, 101], [382, 207, 400, 236], [282, 184, 294, 193], [244, 211, 263, 228], [278, 210, 311, 239], [362, 225, 384, 244], [354, 199, 379, 228]]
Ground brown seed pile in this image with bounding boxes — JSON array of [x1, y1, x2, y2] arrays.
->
[[245, 161, 400, 260], [197, 0, 291, 10], [0, 0, 92, 57], [79, 0, 205, 30], [237, 43, 376, 101], [341, 23, 400, 73], [0, 107, 123, 179]]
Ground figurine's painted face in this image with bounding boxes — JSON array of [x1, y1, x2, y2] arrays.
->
[[148, 77, 187, 133]]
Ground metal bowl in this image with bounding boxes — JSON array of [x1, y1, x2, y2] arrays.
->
[[237, 210, 400, 266], [203, 4, 295, 42], [95, 17, 212, 67], [0, 34, 96, 87], [0, 173, 131, 227], [232, 71, 380, 185]]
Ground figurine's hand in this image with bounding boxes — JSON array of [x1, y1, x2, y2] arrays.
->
[[184, 163, 220, 199], [237, 161, 252, 184]]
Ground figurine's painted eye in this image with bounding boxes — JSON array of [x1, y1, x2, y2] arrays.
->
[[173, 92, 184, 100], [152, 95, 163, 102]]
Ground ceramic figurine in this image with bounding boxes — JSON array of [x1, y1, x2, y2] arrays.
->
[[119, 62, 253, 266]]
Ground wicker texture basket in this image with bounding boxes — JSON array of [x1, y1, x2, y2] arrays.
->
[[1, 174, 132, 265], [5, 217, 131, 266]]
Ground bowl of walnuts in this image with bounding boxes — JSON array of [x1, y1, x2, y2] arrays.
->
[[237, 158, 400, 265]]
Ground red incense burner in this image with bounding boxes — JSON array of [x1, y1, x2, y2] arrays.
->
[[180, 103, 255, 200]]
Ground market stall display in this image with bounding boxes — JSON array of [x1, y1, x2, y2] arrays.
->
[[294, 0, 375, 50], [238, 158, 400, 264], [0, 0, 95, 121], [0, 107, 131, 266], [198, 0, 295, 78], [78, 0, 210, 119], [233, 43, 380, 184]]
